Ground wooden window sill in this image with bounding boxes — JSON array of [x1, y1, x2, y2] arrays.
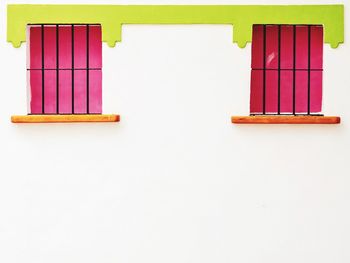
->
[[11, 114, 120, 123], [231, 115, 341, 124]]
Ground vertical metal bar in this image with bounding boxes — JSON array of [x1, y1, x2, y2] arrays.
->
[[41, 25, 45, 114], [72, 25, 75, 114], [56, 25, 59, 114], [307, 25, 311, 115], [278, 25, 281, 115], [262, 25, 266, 115], [293, 25, 296, 115], [86, 24, 90, 114]]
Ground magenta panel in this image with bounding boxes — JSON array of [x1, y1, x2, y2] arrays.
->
[[310, 71, 322, 113], [295, 71, 308, 113], [58, 70, 72, 114], [295, 26, 309, 69], [44, 70, 57, 114], [251, 25, 263, 69], [89, 70, 102, 113], [29, 70, 42, 114], [265, 70, 278, 113], [28, 24, 103, 115], [265, 25, 279, 69], [249, 24, 323, 115], [280, 71, 293, 113], [74, 25, 87, 69], [89, 25, 102, 69], [250, 70, 263, 113], [310, 26, 323, 70], [280, 25, 294, 70], [58, 26, 72, 69], [43, 26, 57, 69], [74, 70, 87, 113], [29, 26, 42, 69]]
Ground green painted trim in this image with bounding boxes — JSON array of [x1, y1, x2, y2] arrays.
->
[[7, 4, 344, 48]]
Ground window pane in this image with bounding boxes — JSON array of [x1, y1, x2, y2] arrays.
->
[[43, 26, 57, 69], [89, 70, 102, 114], [265, 25, 278, 69], [58, 70, 72, 114], [265, 70, 278, 113], [251, 25, 264, 69], [310, 71, 322, 113], [250, 70, 263, 114], [58, 25, 72, 69], [295, 26, 309, 70], [44, 70, 57, 114], [74, 25, 87, 69], [280, 25, 294, 70], [280, 71, 293, 113], [89, 25, 102, 69], [310, 26, 323, 70], [28, 26, 42, 69], [28, 70, 42, 114], [295, 70, 308, 113], [73, 70, 87, 114]]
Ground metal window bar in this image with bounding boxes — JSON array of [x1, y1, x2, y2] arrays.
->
[[86, 24, 90, 114], [293, 25, 296, 115], [307, 25, 311, 115], [262, 25, 266, 115], [56, 24, 59, 114], [71, 24, 75, 114], [41, 24, 45, 114], [277, 25, 281, 115]]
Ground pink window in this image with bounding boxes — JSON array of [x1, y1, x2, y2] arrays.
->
[[250, 25, 323, 115], [27, 24, 102, 114]]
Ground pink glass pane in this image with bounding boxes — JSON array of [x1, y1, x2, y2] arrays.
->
[[43, 26, 57, 69], [295, 71, 308, 113], [265, 70, 278, 113], [280, 25, 294, 69], [89, 70, 102, 113], [58, 70, 72, 114], [250, 70, 263, 113], [265, 25, 278, 69], [58, 25, 72, 69], [295, 26, 308, 69], [251, 25, 263, 69], [74, 70, 87, 113], [89, 25, 102, 69], [29, 26, 42, 69], [74, 25, 87, 69], [310, 26, 323, 69], [280, 71, 293, 113], [44, 70, 57, 114], [29, 70, 42, 114], [310, 71, 322, 113]]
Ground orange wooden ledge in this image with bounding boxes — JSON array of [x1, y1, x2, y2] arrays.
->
[[11, 114, 120, 123], [231, 115, 341, 124]]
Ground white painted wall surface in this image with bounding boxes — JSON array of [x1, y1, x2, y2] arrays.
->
[[0, 0, 349, 262]]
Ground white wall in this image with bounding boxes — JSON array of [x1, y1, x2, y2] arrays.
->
[[0, 0, 349, 263]]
